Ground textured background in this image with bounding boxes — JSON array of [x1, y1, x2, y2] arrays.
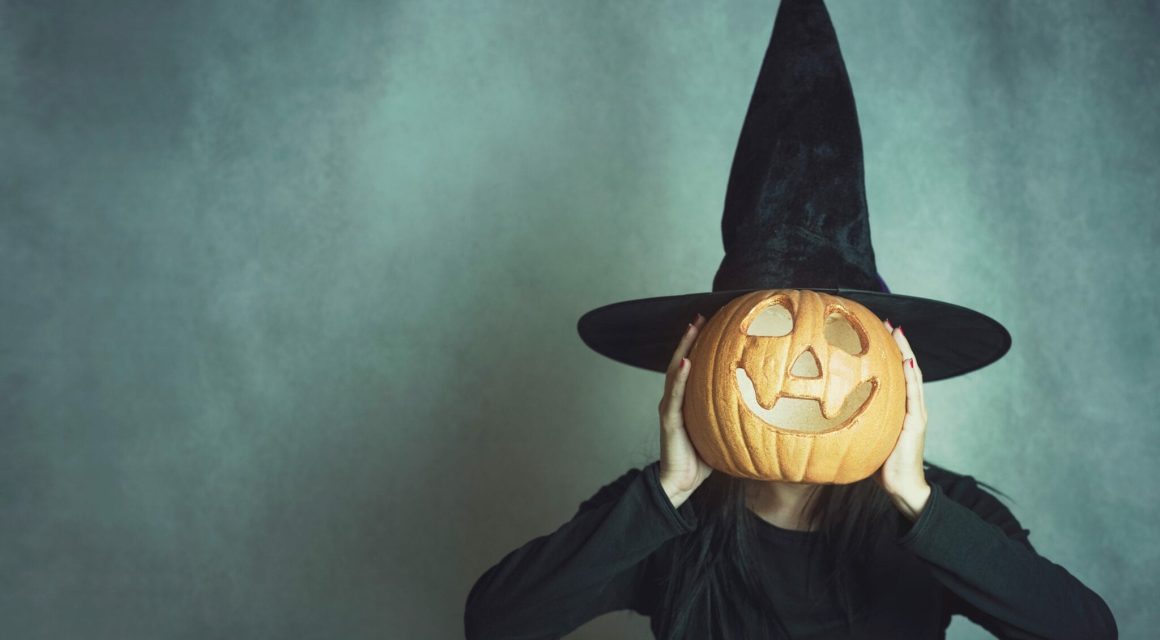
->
[[1, 0, 1156, 638]]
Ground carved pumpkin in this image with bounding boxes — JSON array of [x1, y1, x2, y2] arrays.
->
[[684, 289, 906, 484]]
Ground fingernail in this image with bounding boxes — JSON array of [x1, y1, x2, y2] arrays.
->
[[885, 318, 893, 330], [898, 325, 905, 337], [909, 358, 915, 369], [686, 322, 694, 333], [695, 313, 704, 323]]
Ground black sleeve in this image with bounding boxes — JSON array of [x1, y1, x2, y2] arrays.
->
[[895, 472, 1118, 640], [463, 461, 698, 639]]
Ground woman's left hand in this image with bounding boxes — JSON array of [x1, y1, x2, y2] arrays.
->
[[874, 319, 932, 522]]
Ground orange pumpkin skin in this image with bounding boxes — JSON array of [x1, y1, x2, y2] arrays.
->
[[684, 289, 906, 484]]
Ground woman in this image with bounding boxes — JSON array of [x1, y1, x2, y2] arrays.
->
[[463, 313, 1118, 638], [466, 0, 1118, 634]]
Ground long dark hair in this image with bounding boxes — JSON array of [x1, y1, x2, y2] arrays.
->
[[654, 465, 906, 639]]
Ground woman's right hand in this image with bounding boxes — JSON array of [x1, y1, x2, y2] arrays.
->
[[657, 313, 713, 507]]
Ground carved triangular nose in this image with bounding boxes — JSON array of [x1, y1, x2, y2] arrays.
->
[[790, 349, 821, 378]]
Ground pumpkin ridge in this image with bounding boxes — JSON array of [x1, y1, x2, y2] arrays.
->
[[709, 294, 747, 474], [830, 428, 853, 483], [733, 292, 763, 476], [800, 434, 814, 483], [705, 308, 733, 472], [769, 294, 797, 478]]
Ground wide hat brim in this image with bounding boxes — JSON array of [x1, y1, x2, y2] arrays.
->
[[577, 288, 1010, 383]]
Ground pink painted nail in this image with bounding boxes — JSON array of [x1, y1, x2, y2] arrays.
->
[[909, 358, 915, 368]]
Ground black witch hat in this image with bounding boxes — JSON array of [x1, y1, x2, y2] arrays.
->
[[577, 0, 1010, 383]]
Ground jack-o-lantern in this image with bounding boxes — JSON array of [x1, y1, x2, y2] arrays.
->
[[684, 289, 906, 484]]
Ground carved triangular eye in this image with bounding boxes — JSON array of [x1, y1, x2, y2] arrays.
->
[[824, 310, 866, 356], [745, 303, 792, 337]]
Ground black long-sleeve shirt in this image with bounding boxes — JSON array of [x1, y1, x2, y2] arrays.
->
[[464, 460, 1117, 639]]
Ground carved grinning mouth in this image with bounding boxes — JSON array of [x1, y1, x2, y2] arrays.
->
[[736, 368, 875, 433]]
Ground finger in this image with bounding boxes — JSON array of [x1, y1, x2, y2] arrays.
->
[[913, 359, 926, 421], [667, 324, 694, 373], [667, 317, 703, 372], [903, 359, 924, 429], [892, 326, 915, 362], [676, 315, 708, 367], [898, 337, 926, 421], [902, 358, 916, 414], [663, 358, 692, 424], [883, 321, 922, 420]]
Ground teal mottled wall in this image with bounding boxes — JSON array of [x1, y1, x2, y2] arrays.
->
[[1, 1, 1155, 638]]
